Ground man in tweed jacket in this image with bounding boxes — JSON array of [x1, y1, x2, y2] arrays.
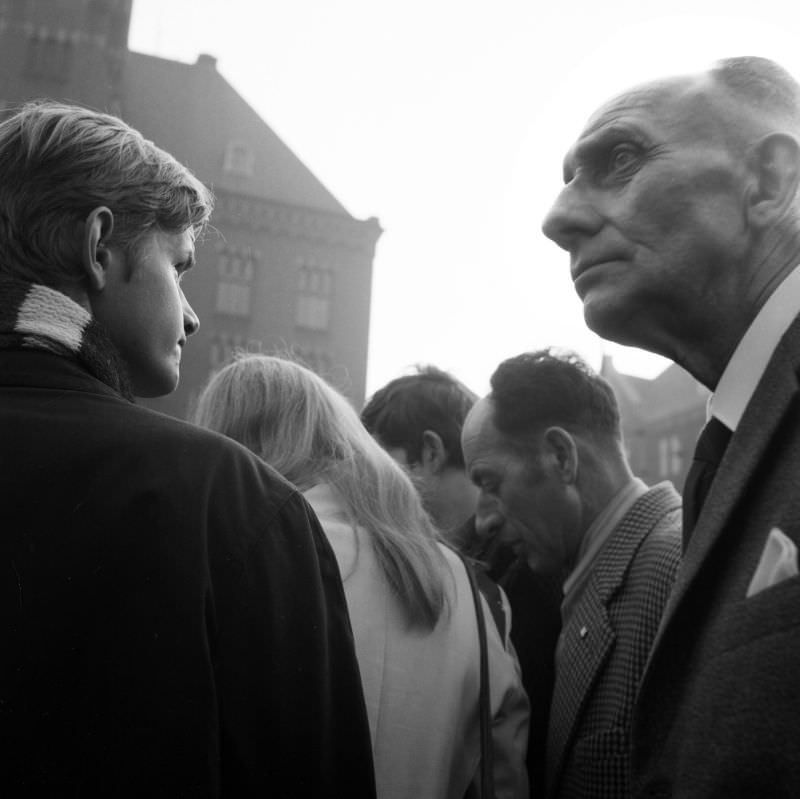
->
[[462, 349, 681, 799]]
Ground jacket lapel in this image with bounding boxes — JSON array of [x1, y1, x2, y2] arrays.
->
[[653, 314, 800, 647], [547, 586, 614, 795], [547, 486, 670, 793]]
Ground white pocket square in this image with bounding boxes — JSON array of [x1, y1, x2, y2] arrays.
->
[[746, 527, 799, 598]]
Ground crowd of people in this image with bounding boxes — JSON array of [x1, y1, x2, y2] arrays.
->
[[2, 54, 800, 798]]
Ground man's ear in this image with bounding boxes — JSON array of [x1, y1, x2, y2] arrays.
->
[[420, 430, 449, 476], [747, 133, 800, 228], [82, 206, 115, 291], [543, 426, 578, 484]]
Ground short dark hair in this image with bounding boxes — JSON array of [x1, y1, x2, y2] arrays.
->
[[0, 100, 213, 287], [361, 365, 477, 469], [489, 348, 621, 444]]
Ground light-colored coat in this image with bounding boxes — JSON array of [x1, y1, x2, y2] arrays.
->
[[304, 483, 530, 799]]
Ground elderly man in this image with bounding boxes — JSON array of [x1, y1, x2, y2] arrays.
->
[[543, 56, 800, 797], [462, 350, 681, 799], [0, 101, 375, 796]]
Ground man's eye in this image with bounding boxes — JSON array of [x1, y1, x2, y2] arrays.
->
[[607, 144, 640, 175]]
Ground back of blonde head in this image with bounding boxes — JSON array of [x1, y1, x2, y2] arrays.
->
[[193, 354, 449, 629]]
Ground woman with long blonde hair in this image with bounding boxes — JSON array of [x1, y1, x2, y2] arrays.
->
[[193, 354, 529, 799]]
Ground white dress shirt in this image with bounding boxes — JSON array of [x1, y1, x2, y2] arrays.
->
[[712, 265, 800, 431]]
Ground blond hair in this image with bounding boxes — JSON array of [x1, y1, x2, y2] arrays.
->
[[193, 354, 449, 629], [0, 101, 213, 286]]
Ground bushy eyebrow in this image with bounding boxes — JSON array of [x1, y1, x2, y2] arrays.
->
[[562, 124, 646, 182]]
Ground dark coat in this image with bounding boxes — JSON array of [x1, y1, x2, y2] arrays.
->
[[0, 350, 376, 797], [501, 559, 563, 799], [547, 483, 682, 799], [632, 315, 800, 799]]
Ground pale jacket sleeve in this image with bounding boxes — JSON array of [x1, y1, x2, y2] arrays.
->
[[485, 586, 530, 799]]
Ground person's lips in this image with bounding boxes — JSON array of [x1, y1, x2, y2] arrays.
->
[[571, 255, 622, 282]]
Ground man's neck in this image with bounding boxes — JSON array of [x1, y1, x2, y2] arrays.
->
[[691, 235, 800, 389]]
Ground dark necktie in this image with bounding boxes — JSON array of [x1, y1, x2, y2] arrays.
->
[[682, 416, 732, 549]]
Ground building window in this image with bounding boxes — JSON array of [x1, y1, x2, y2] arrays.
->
[[295, 346, 332, 378], [296, 259, 333, 331], [223, 141, 255, 177], [215, 282, 251, 316], [215, 243, 259, 317], [209, 331, 251, 371], [657, 435, 683, 478], [25, 29, 73, 81]]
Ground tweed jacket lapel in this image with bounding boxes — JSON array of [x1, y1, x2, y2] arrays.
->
[[547, 484, 675, 794], [652, 313, 800, 653]]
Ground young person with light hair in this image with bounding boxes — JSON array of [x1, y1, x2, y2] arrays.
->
[[0, 101, 375, 796], [193, 353, 530, 799]]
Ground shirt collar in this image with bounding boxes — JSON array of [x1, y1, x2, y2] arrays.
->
[[712, 265, 800, 431], [561, 477, 648, 620]]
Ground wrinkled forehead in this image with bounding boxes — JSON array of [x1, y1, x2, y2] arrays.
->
[[585, 75, 696, 130], [563, 73, 724, 168]]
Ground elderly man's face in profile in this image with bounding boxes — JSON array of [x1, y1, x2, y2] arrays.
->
[[542, 74, 750, 354]]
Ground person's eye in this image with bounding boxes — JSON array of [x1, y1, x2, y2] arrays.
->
[[173, 262, 190, 283], [480, 478, 498, 493], [606, 143, 641, 177]]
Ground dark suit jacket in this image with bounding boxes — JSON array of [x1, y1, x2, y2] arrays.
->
[[503, 561, 563, 799], [547, 482, 682, 799], [631, 314, 800, 799], [0, 350, 376, 797]]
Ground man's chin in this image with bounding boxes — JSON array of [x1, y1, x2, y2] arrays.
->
[[582, 295, 642, 349]]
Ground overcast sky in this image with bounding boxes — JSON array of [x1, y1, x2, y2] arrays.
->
[[130, 0, 800, 395]]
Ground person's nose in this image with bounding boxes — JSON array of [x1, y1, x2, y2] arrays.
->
[[474, 496, 503, 539], [541, 181, 603, 252], [182, 290, 200, 337]]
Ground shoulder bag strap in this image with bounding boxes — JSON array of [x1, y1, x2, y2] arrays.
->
[[459, 552, 494, 799]]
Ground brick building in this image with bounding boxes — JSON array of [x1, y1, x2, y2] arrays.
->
[[600, 355, 710, 490]]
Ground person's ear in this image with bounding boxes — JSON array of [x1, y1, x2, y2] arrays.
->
[[543, 426, 578, 484], [420, 430, 449, 476], [747, 133, 800, 228], [82, 206, 115, 291]]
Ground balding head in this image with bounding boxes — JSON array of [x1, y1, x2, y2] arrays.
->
[[543, 57, 800, 386]]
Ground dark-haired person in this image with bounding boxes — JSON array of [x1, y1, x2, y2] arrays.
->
[[462, 349, 681, 799], [0, 101, 375, 796], [543, 56, 800, 797], [362, 366, 481, 541]]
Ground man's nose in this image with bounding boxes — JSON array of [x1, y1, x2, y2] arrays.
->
[[474, 507, 504, 539], [541, 182, 603, 251], [182, 291, 200, 337]]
